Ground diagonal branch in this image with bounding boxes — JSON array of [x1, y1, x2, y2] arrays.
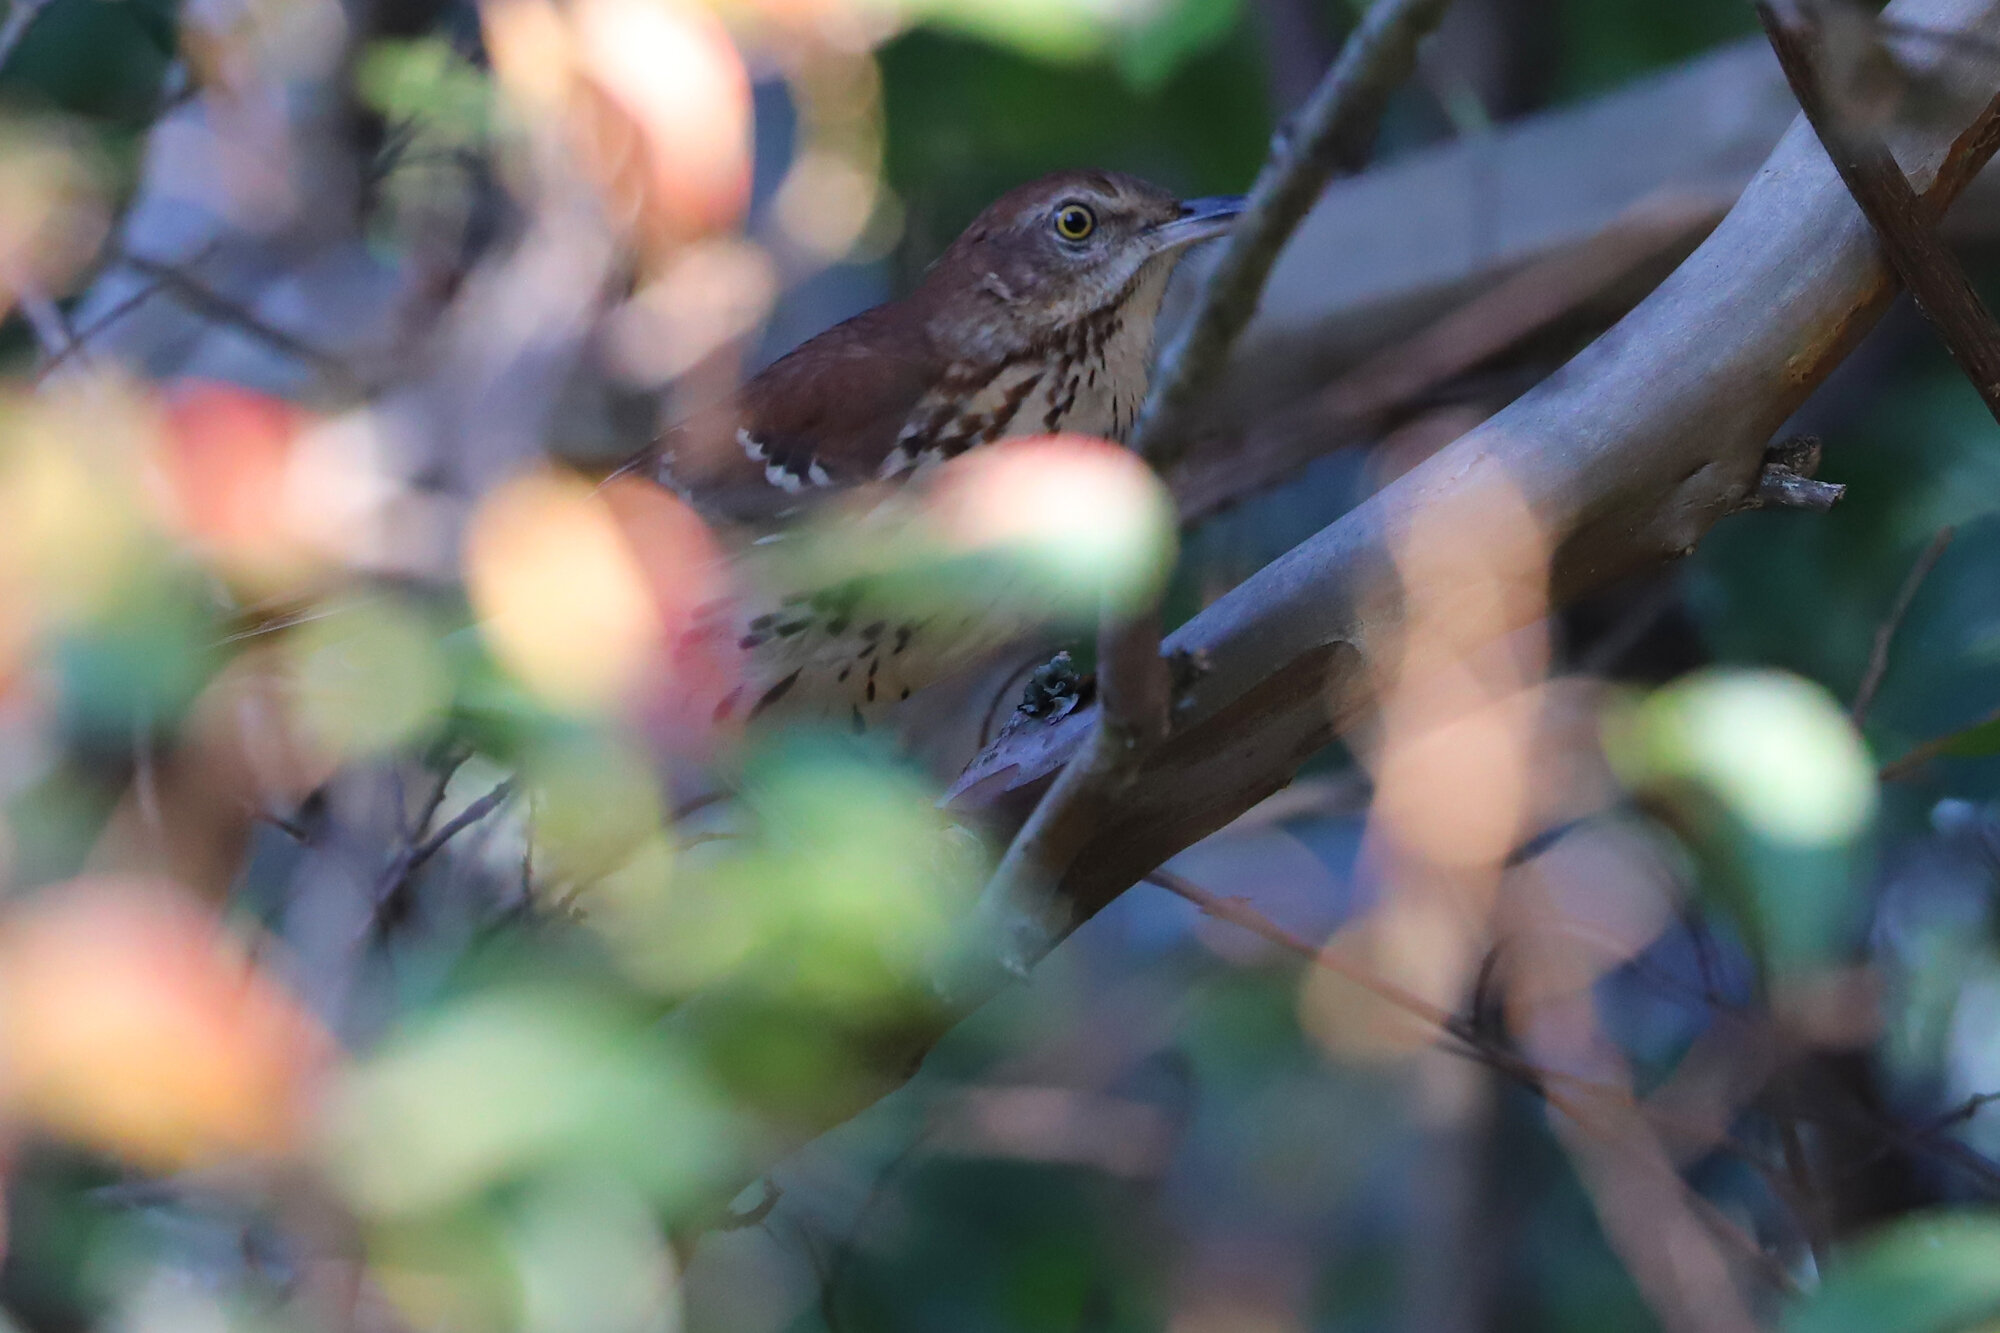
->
[[1879, 699, 2000, 779], [1760, 0, 2000, 422], [706, 0, 2000, 1223], [1853, 525, 1955, 724], [0, 0, 53, 74], [1137, 0, 1460, 475], [951, 0, 2000, 925], [960, 0, 1458, 991], [119, 250, 364, 393]]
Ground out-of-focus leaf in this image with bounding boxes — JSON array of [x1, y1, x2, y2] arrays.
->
[[322, 987, 739, 1218], [49, 574, 217, 737], [749, 434, 1179, 638], [1938, 714, 2000, 759], [902, 0, 1239, 80], [507, 1175, 684, 1333], [356, 39, 494, 143], [0, 122, 107, 304], [0, 878, 328, 1171], [1607, 669, 1877, 974], [465, 470, 727, 717], [523, 729, 666, 884], [288, 598, 453, 762], [1786, 1212, 2000, 1333], [602, 739, 981, 1005], [1112, 0, 1243, 90], [1610, 669, 1876, 848]]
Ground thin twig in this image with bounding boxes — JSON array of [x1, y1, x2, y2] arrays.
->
[[406, 778, 515, 878], [119, 250, 363, 392], [367, 760, 500, 926], [8, 275, 77, 362], [1137, 0, 1460, 474], [1879, 700, 2000, 781], [0, 0, 54, 74], [1147, 868, 1454, 1028], [1932, 1088, 2000, 1130], [33, 273, 168, 384], [32, 242, 227, 386], [1760, 1, 2000, 425], [1143, 868, 1597, 1122], [1853, 525, 1955, 724], [961, 0, 1457, 987]]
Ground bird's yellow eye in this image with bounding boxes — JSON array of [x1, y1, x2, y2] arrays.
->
[[1053, 203, 1097, 242]]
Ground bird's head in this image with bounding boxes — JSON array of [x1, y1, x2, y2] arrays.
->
[[922, 170, 1244, 353]]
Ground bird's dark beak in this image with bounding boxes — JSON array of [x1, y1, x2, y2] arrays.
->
[[1149, 195, 1246, 250]]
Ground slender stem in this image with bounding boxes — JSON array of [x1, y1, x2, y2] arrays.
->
[[1853, 526, 1955, 725], [1137, 0, 1460, 473], [0, 0, 54, 75], [961, 0, 1457, 989], [1880, 701, 2000, 782]]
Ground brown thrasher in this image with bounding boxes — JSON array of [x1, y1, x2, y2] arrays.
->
[[645, 170, 1242, 731]]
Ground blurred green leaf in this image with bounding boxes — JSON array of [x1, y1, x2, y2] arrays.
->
[[1112, 0, 1244, 91], [523, 730, 666, 885], [903, 0, 1240, 78], [50, 573, 219, 740], [667, 738, 981, 1005], [289, 598, 453, 761], [1787, 1212, 2000, 1333], [356, 39, 494, 144], [1610, 669, 1876, 849], [323, 987, 740, 1219], [1607, 669, 1877, 974], [1940, 714, 2000, 759]]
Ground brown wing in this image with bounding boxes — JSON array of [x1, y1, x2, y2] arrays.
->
[[651, 302, 942, 525]]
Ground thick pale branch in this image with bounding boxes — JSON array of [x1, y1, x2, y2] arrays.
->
[[701, 0, 2000, 1204], [951, 0, 2000, 921]]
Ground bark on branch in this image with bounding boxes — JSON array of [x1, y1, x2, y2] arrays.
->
[[1760, 0, 2000, 422], [698, 0, 2000, 1203], [959, 0, 1457, 990], [949, 0, 2000, 923]]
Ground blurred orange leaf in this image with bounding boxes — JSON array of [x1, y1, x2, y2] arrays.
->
[[573, 0, 752, 242], [485, 0, 753, 247], [466, 469, 731, 717], [0, 878, 328, 1171], [152, 380, 325, 590]]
